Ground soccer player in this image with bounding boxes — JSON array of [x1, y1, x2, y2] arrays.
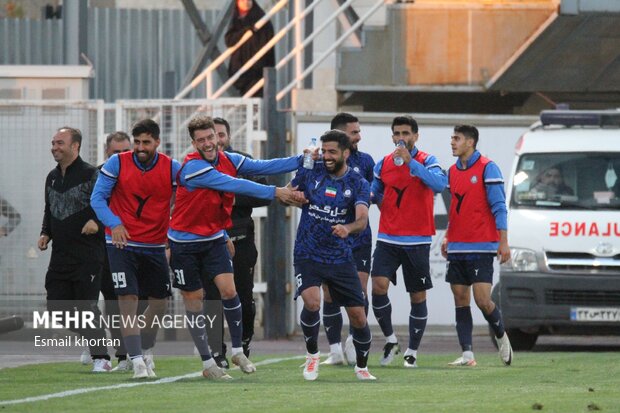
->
[[91, 119, 181, 379], [370, 115, 447, 368], [202, 117, 272, 369], [39, 126, 112, 372], [81, 131, 135, 368], [321, 113, 375, 366], [168, 115, 305, 379], [95, 131, 133, 371], [441, 124, 513, 367], [291, 129, 375, 381]]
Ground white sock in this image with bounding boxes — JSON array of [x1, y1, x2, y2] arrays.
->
[[386, 334, 398, 344], [203, 358, 216, 369], [330, 343, 342, 353], [463, 351, 474, 361], [404, 348, 417, 357], [232, 347, 244, 356]]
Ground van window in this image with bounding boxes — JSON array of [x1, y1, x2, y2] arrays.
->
[[511, 153, 620, 209]]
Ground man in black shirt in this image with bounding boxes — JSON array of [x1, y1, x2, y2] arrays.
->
[[38, 126, 112, 372]]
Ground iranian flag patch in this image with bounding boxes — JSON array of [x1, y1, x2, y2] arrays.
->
[[325, 186, 337, 198]]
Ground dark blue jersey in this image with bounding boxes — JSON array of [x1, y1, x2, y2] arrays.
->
[[347, 149, 374, 250], [292, 163, 370, 264]]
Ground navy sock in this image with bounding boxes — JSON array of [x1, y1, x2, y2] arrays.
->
[[372, 294, 394, 337], [300, 307, 320, 354], [123, 335, 142, 359], [455, 306, 473, 352], [186, 310, 212, 361], [140, 329, 157, 350], [349, 295, 369, 336], [222, 295, 243, 348], [408, 300, 428, 350], [484, 306, 506, 338], [322, 301, 343, 345], [352, 323, 372, 368]]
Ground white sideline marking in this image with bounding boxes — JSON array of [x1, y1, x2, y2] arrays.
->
[[0, 355, 305, 406]]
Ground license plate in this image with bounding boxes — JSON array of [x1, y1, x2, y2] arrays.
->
[[570, 307, 620, 322]]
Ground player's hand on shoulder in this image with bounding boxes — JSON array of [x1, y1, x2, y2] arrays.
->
[[331, 224, 350, 239]]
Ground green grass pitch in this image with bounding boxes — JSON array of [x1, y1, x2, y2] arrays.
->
[[1, 352, 619, 412]]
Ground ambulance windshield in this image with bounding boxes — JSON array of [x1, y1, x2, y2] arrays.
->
[[512, 153, 620, 209]]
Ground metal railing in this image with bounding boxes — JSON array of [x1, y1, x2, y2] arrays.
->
[[175, 0, 385, 102]]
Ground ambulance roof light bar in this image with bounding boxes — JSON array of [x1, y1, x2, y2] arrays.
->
[[540, 110, 620, 127]]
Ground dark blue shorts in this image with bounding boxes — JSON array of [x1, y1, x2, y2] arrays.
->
[[352, 243, 372, 274], [294, 260, 365, 307], [106, 245, 171, 298], [370, 241, 432, 293], [169, 238, 233, 292], [445, 255, 495, 285]]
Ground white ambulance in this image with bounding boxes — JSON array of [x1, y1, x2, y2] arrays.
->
[[494, 109, 620, 350]]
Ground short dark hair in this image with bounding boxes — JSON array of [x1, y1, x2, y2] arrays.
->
[[131, 119, 160, 139], [57, 126, 82, 151], [454, 124, 479, 148], [330, 112, 358, 130], [187, 116, 215, 140], [391, 115, 418, 133], [320, 129, 351, 152], [213, 117, 230, 137], [105, 131, 131, 148]]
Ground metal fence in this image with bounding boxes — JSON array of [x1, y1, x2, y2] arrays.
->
[[0, 98, 266, 322], [0, 100, 103, 318], [0, 8, 220, 101]]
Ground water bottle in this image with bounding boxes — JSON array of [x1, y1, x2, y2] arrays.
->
[[393, 140, 406, 166], [303, 137, 317, 169]]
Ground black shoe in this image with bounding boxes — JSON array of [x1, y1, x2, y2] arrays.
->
[[380, 342, 400, 366], [242, 341, 251, 358], [403, 355, 418, 368], [213, 353, 230, 369]]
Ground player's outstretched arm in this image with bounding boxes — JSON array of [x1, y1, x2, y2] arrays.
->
[[275, 186, 308, 205]]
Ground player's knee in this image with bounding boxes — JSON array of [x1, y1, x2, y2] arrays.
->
[[452, 292, 469, 306], [475, 297, 493, 313], [148, 298, 167, 313], [117, 294, 138, 302], [371, 277, 389, 295], [304, 299, 321, 312], [219, 288, 237, 300], [181, 290, 203, 311], [348, 311, 367, 328], [410, 291, 426, 304]]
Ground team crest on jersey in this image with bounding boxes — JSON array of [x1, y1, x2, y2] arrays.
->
[[470, 175, 478, 184], [344, 189, 352, 198], [325, 187, 337, 198], [353, 166, 360, 173]]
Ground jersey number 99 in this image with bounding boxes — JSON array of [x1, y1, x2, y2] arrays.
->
[[112, 272, 127, 289]]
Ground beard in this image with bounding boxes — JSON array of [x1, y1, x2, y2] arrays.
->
[[325, 158, 345, 173]]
